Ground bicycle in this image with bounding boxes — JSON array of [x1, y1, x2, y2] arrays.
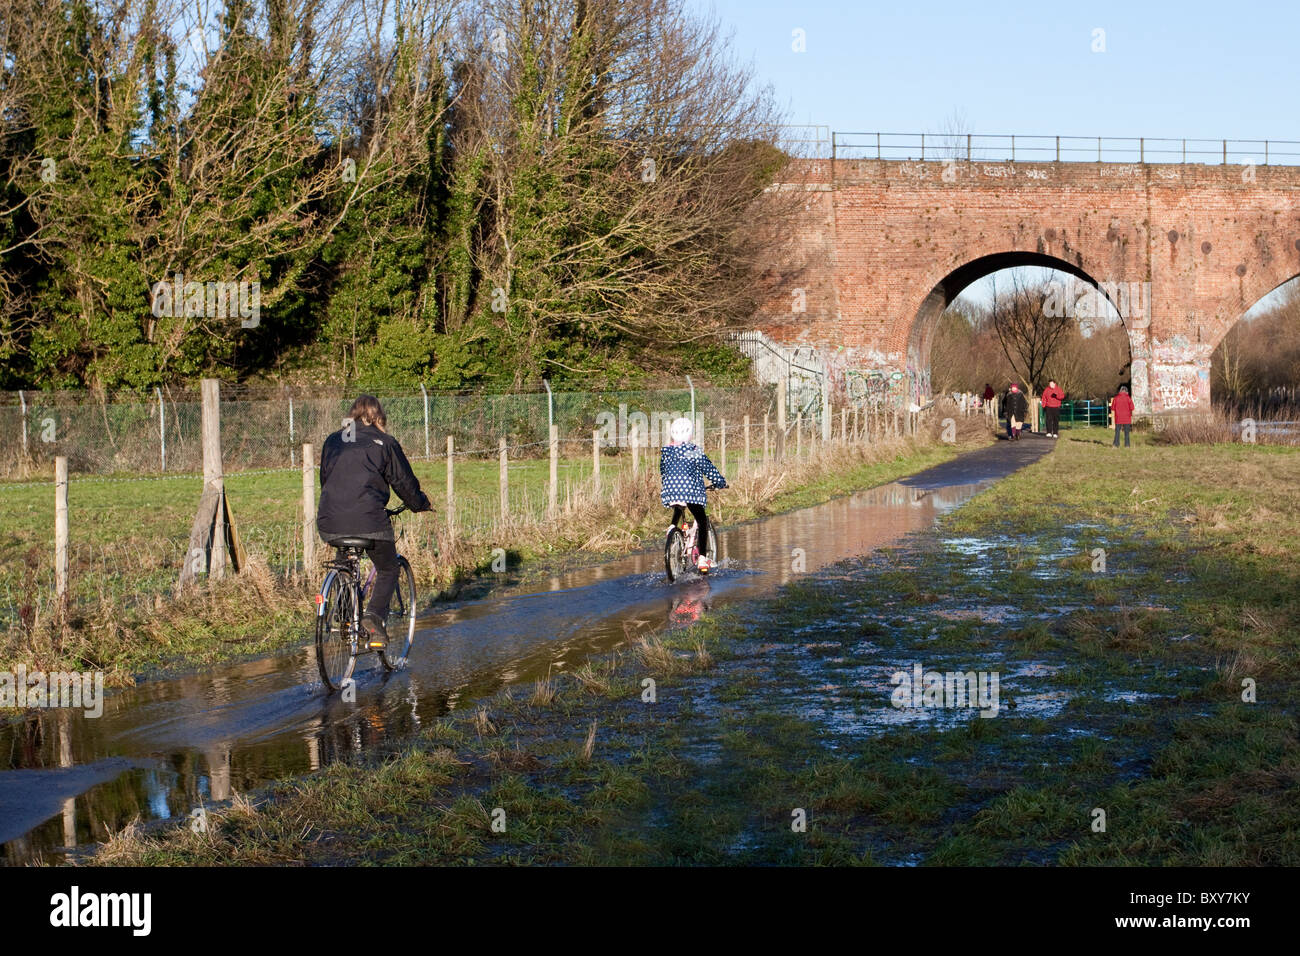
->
[[315, 505, 417, 692], [663, 491, 720, 582]]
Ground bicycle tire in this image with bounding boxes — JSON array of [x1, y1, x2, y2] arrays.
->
[[381, 556, 416, 670], [316, 571, 358, 691], [664, 526, 687, 581]]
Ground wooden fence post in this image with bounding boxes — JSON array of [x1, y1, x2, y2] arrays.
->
[[720, 419, 727, 474], [548, 424, 558, 516], [446, 435, 455, 532], [632, 426, 640, 475], [499, 437, 508, 519], [796, 411, 803, 458], [204, 378, 226, 580], [777, 377, 787, 456], [821, 376, 831, 443], [743, 415, 751, 473], [841, 406, 848, 444], [302, 443, 315, 575], [55, 456, 68, 603], [592, 429, 600, 480], [763, 413, 770, 467]]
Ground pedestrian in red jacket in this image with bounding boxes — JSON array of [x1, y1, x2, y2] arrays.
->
[[1042, 380, 1065, 438], [1111, 385, 1135, 448]]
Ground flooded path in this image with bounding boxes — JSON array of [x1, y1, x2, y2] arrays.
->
[[1, 437, 1051, 862]]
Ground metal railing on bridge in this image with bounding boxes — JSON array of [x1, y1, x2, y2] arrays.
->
[[830, 132, 1300, 166]]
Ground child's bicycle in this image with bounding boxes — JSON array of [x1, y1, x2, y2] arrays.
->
[[315, 506, 417, 692], [663, 492, 720, 583]]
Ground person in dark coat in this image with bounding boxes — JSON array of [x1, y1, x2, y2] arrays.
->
[[1005, 384, 1029, 440], [1111, 385, 1135, 448], [317, 395, 433, 645]]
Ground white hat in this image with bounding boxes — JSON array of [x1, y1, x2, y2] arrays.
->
[[670, 417, 694, 443]]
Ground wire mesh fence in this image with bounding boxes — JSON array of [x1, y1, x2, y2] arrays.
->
[[0, 384, 777, 480]]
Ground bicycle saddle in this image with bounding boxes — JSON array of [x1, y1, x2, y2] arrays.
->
[[333, 537, 375, 549]]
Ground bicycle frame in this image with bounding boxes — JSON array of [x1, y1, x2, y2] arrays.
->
[[314, 504, 415, 690]]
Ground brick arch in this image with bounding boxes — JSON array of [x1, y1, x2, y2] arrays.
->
[[753, 157, 1300, 415], [1206, 271, 1300, 352], [1204, 272, 1300, 402], [904, 251, 1130, 398]]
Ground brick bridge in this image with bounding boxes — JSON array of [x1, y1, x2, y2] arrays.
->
[[753, 146, 1300, 414]]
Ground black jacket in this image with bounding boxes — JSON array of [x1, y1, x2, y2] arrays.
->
[[1005, 391, 1029, 421], [317, 422, 431, 537]]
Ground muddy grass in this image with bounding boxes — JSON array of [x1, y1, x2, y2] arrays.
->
[[4, 426, 985, 690], [83, 434, 1300, 866]]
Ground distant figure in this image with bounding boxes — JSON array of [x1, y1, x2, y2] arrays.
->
[[1042, 380, 1065, 438], [1005, 384, 1029, 441], [982, 383, 995, 404], [1111, 385, 1135, 448]]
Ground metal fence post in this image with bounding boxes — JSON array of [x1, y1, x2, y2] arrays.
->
[[156, 386, 166, 472], [548, 425, 558, 516], [421, 383, 430, 459], [18, 389, 27, 459]]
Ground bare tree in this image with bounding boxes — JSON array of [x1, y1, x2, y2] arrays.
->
[[987, 271, 1077, 397]]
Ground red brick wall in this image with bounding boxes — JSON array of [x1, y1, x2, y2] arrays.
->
[[753, 158, 1300, 413]]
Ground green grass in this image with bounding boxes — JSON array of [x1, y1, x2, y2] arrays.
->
[[83, 433, 1300, 866], [3, 427, 988, 683]]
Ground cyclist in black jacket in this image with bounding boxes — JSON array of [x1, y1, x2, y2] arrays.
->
[[317, 395, 433, 645]]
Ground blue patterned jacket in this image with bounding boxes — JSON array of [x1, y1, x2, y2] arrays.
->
[[659, 442, 727, 507]]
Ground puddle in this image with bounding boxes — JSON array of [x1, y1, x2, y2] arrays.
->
[[3, 444, 1059, 862]]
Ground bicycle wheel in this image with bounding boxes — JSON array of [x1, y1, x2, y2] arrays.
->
[[381, 556, 416, 670], [316, 572, 358, 691], [664, 526, 687, 581]]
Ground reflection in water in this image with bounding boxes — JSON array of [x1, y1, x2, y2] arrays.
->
[[1, 477, 991, 863]]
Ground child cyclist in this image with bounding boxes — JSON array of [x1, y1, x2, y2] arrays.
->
[[660, 417, 728, 572]]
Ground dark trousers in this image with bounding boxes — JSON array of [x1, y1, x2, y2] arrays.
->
[[671, 503, 709, 554], [1045, 406, 1060, 434], [1113, 424, 1131, 447], [362, 537, 401, 618]]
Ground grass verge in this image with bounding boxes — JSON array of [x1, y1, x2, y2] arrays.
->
[[82, 433, 1300, 865]]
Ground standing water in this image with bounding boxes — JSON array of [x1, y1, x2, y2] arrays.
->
[[0, 439, 1050, 862]]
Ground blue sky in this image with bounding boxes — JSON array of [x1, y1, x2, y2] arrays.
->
[[689, 0, 1299, 314], [690, 0, 1299, 145]]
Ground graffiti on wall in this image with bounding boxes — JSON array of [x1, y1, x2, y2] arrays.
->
[[1149, 336, 1212, 413], [1152, 365, 1209, 411]]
